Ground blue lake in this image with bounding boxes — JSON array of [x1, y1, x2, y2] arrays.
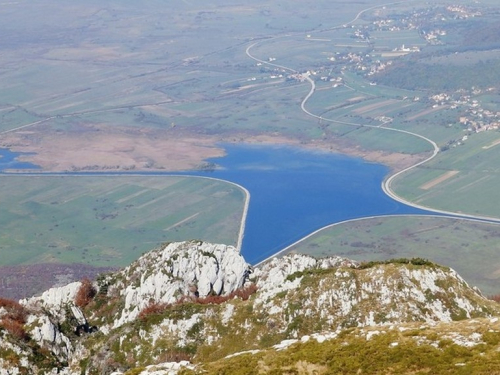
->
[[185, 144, 427, 264], [0, 144, 428, 265]]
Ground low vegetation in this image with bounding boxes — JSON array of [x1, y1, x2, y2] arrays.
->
[[374, 59, 500, 91], [75, 278, 97, 308], [357, 257, 438, 269], [0, 297, 29, 341], [181, 319, 500, 374]]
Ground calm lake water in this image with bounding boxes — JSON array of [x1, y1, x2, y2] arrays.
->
[[0, 145, 426, 265], [188, 144, 425, 264]]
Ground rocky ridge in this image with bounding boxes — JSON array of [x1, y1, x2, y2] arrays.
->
[[1, 240, 499, 374]]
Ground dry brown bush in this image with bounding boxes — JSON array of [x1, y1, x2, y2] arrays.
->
[[75, 278, 97, 308], [137, 284, 258, 321], [0, 297, 28, 324], [196, 283, 258, 305], [0, 318, 29, 341], [159, 350, 192, 363], [489, 294, 500, 303], [138, 302, 171, 320], [196, 295, 228, 305], [232, 283, 258, 301]]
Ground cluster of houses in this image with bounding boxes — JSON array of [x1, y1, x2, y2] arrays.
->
[[430, 89, 500, 136], [446, 5, 482, 19], [249, 3, 497, 145], [421, 29, 447, 45]]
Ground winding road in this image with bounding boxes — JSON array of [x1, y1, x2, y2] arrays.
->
[[245, 1, 500, 230], [2, 0, 500, 263]]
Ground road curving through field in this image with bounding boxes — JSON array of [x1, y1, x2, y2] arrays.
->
[[244, 1, 500, 225]]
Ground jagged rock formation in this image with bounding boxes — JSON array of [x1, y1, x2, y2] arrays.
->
[[1, 241, 500, 374], [253, 255, 491, 331], [109, 241, 251, 327]]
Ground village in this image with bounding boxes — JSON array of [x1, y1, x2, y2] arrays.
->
[[245, 2, 499, 152], [297, 3, 499, 147]]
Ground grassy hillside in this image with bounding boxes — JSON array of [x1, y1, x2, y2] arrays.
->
[[180, 318, 500, 374]]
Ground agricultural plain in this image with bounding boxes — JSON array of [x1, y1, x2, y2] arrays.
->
[[1, 0, 500, 297], [0, 176, 245, 267]]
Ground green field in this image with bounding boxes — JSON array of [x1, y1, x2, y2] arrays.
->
[[1, 0, 500, 297], [284, 215, 500, 296], [0, 176, 245, 267], [391, 131, 500, 216]]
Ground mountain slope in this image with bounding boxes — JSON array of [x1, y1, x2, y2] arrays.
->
[[188, 317, 500, 375], [1, 241, 499, 374]]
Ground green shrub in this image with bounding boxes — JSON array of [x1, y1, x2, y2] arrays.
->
[[358, 258, 436, 269]]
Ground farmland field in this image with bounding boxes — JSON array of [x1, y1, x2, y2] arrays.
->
[[0, 175, 245, 267], [1, 0, 500, 298], [391, 131, 500, 217]]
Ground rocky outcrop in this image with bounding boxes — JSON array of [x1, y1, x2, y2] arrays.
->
[[253, 253, 358, 306], [2, 242, 500, 375], [111, 241, 251, 327], [109, 361, 195, 375], [28, 314, 73, 361], [252, 259, 493, 336], [21, 281, 81, 321]]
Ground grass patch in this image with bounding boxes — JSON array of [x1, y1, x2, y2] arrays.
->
[[0, 176, 245, 268]]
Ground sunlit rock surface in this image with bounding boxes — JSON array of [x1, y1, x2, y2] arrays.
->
[[2, 241, 500, 374]]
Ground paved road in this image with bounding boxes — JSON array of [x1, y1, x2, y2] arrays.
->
[[245, 1, 500, 226]]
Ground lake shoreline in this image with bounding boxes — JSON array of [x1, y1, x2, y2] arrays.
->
[[2, 129, 428, 175]]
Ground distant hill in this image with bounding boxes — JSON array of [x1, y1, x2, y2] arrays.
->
[[372, 18, 500, 92]]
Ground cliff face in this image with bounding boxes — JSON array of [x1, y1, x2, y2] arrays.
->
[[1, 241, 499, 374]]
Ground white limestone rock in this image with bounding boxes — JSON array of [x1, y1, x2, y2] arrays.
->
[[110, 360, 195, 375], [70, 306, 87, 326], [113, 241, 251, 327], [253, 253, 357, 306], [251, 256, 492, 334], [21, 281, 81, 320], [27, 314, 73, 361]]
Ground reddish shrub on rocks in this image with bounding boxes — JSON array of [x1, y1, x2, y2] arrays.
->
[[196, 295, 228, 305], [137, 284, 258, 321], [75, 278, 97, 308], [138, 302, 171, 320], [196, 283, 258, 305], [489, 294, 500, 303], [0, 297, 29, 341], [0, 317, 29, 341], [0, 297, 27, 324], [159, 350, 192, 363], [232, 283, 258, 301]]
